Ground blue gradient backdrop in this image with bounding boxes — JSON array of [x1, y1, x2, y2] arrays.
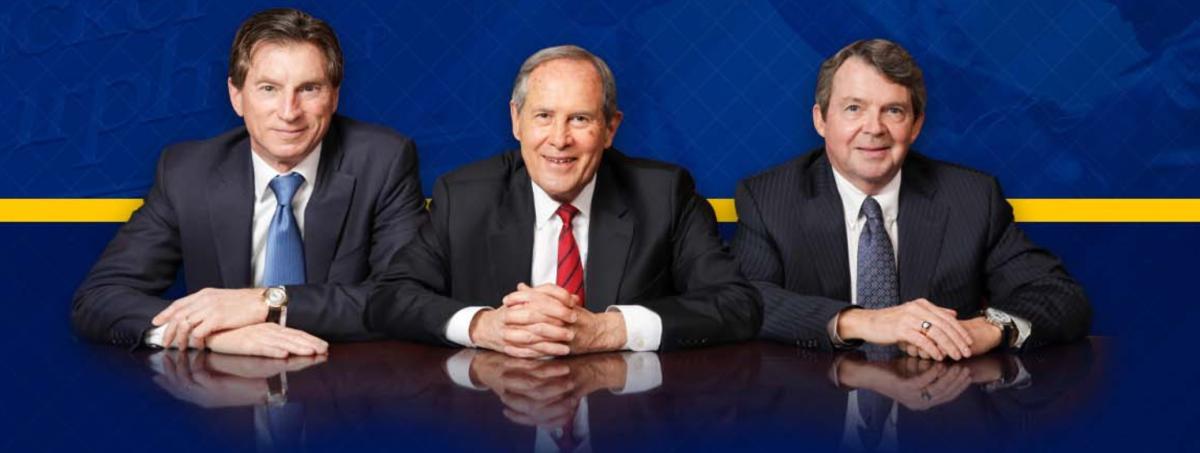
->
[[0, 0, 1196, 450]]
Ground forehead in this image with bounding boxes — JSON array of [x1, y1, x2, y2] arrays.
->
[[524, 58, 603, 105], [245, 41, 328, 79], [830, 57, 911, 104]]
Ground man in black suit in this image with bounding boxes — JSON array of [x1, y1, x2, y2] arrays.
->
[[72, 8, 426, 357], [367, 45, 760, 357], [733, 39, 1090, 360]]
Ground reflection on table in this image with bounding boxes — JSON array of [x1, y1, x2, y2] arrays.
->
[[132, 339, 1102, 451]]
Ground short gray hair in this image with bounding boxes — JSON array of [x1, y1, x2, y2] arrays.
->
[[510, 45, 619, 121]]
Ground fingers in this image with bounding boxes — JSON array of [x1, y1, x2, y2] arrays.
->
[[909, 300, 973, 359], [502, 306, 569, 327], [502, 296, 577, 325], [899, 327, 945, 361]]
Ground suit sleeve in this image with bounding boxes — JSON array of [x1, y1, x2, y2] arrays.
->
[[71, 149, 181, 347], [731, 180, 852, 351], [285, 138, 429, 341], [981, 178, 1091, 350], [364, 175, 470, 345], [639, 170, 763, 350]]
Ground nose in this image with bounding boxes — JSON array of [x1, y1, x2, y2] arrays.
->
[[277, 91, 301, 122], [548, 121, 572, 149], [860, 110, 885, 136]]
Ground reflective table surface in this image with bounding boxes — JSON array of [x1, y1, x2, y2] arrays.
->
[[30, 339, 1111, 452]]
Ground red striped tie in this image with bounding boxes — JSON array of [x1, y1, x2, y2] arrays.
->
[[555, 204, 585, 307]]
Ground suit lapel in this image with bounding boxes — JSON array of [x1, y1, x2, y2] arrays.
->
[[486, 161, 535, 297], [897, 154, 947, 301], [586, 158, 633, 310], [304, 124, 355, 283], [804, 154, 851, 301], [207, 138, 254, 288]]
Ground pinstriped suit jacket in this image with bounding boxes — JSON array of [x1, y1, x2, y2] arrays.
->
[[732, 149, 1090, 351]]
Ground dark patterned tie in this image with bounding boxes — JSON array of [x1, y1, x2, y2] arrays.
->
[[263, 173, 306, 286], [857, 197, 897, 309], [555, 204, 585, 308]]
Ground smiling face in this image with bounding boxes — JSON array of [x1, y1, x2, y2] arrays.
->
[[229, 41, 339, 172], [511, 58, 622, 203], [814, 57, 924, 194]]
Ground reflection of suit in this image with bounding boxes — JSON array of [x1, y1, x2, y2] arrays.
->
[[72, 115, 427, 345], [733, 149, 1091, 350], [366, 149, 761, 349]]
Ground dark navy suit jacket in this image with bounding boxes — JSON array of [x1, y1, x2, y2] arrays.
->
[[732, 149, 1090, 351], [72, 115, 427, 346], [366, 149, 762, 350]]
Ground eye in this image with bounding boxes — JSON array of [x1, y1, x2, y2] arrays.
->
[[886, 106, 905, 115], [259, 85, 275, 93], [570, 115, 590, 124], [844, 104, 860, 112], [301, 84, 321, 93]]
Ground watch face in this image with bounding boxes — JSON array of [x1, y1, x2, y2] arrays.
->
[[266, 288, 287, 307]]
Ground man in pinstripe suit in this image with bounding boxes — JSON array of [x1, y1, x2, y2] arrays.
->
[[732, 39, 1090, 360]]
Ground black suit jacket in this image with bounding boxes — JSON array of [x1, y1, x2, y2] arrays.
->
[[732, 149, 1090, 351], [72, 115, 427, 346], [366, 149, 761, 350]]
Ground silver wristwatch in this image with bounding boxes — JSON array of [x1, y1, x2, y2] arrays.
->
[[263, 286, 289, 326], [982, 307, 1016, 349]]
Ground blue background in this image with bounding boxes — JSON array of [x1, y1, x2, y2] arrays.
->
[[0, 0, 1196, 450]]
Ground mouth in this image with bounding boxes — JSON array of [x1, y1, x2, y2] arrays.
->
[[273, 127, 308, 139], [855, 145, 891, 154], [542, 155, 578, 166]]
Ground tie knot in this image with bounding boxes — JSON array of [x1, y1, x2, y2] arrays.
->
[[555, 203, 579, 224], [860, 196, 883, 221], [270, 173, 305, 207]]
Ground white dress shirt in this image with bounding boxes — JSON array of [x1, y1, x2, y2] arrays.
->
[[826, 168, 1031, 346], [444, 177, 664, 352], [144, 146, 322, 346]]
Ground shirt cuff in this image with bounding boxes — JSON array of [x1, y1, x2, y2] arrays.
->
[[607, 305, 662, 352], [445, 306, 491, 348], [612, 352, 663, 394], [144, 324, 166, 347], [827, 308, 862, 349], [443, 349, 487, 390], [1004, 310, 1033, 349]]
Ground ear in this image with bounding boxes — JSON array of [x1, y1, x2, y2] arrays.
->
[[509, 101, 521, 141], [330, 85, 341, 113], [228, 77, 245, 117], [909, 112, 925, 144], [603, 110, 623, 148], [812, 104, 826, 138]]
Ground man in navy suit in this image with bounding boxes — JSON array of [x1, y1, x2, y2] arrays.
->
[[72, 8, 426, 357], [733, 39, 1090, 360], [367, 45, 760, 357]]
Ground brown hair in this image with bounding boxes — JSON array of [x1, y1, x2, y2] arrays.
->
[[227, 8, 343, 88], [814, 39, 925, 119]]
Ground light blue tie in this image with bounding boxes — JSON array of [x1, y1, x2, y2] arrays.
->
[[263, 173, 306, 286]]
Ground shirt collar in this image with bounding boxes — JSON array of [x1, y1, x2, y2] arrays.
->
[[831, 166, 901, 225], [252, 144, 323, 202], [531, 176, 596, 228]]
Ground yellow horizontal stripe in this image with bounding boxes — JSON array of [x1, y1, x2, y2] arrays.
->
[[1, 198, 1198, 223]]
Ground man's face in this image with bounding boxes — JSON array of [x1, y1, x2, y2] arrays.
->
[[229, 41, 339, 172], [511, 58, 622, 203], [814, 57, 923, 193]]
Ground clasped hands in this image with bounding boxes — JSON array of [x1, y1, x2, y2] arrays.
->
[[837, 298, 1004, 361], [151, 287, 327, 358], [469, 283, 627, 358], [835, 352, 1011, 411]]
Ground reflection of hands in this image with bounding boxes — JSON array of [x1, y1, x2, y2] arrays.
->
[[468, 352, 629, 429], [206, 323, 329, 358], [838, 299, 974, 361], [152, 288, 268, 349], [149, 350, 324, 408], [836, 355, 974, 411]]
